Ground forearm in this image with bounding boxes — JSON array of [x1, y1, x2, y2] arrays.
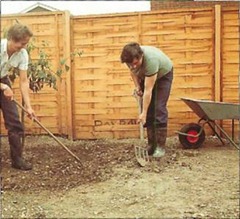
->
[[20, 80, 32, 109], [142, 90, 152, 116], [141, 74, 157, 117]]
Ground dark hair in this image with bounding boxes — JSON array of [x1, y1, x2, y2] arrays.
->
[[120, 42, 143, 63], [7, 23, 33, 42]]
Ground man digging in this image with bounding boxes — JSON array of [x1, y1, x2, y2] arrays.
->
[[120, 42, 173, 159]]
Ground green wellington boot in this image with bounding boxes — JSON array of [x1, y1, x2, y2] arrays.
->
[[153, 127, 167, 158]]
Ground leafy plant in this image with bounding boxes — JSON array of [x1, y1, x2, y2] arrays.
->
[[9, 38, 83, 92], [7, 37, 82, 146]]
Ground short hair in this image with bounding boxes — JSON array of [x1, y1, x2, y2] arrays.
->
[[7, 23, 33, 41], [120, 42, 143, 63]]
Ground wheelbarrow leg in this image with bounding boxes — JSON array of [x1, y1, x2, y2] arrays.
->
[[232, 119, 235, 142], [206, 120, 225, 145], [213, 122, 239, 150], [207, 119, 239, 149]]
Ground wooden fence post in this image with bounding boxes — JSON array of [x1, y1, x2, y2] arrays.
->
[[214, 5, 221, 102], [63, 10, 73, 140], [214, 5, 222, 136]]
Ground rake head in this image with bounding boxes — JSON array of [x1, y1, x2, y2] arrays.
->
[[134, 146, 150, 167]]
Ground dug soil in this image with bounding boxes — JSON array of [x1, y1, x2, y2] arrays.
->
[[1, 135, 239, 218]]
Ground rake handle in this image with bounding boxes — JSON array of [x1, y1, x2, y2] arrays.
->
[[14, 100, 83, 166]]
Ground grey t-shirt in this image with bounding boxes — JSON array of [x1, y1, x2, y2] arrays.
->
[[131, 46, 173, 80]]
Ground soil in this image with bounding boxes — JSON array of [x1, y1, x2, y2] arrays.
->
[[1, 135, 239, 218]]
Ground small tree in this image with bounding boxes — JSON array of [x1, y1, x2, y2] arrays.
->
[[9, 39, 82, 92], [8, 38, 82, 145]]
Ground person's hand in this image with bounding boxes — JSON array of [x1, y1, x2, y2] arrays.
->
[[25, 107, 36, 120], [138, 112, 146, 126], [134, 88, 143, 97], [3, 86, 14, 101]]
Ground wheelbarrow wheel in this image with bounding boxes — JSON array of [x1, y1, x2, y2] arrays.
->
[[178, 123, 205, 149]]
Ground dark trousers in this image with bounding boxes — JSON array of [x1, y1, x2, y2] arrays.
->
[[0, 77, 24, 160], [0, 77, 23, 133], [141, 68, 173, 128]]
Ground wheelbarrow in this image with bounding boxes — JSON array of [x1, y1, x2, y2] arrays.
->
[[177, 97, 240, 150]]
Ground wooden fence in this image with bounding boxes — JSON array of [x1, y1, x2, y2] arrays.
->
[[1, 5, 239, 141]]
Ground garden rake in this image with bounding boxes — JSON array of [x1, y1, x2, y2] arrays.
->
[[133, 90, 150, 167], [14, 100, 83, 167]]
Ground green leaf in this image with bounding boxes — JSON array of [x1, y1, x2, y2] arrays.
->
[[65, 65, 70, 72], [60, 58, 67, 65]]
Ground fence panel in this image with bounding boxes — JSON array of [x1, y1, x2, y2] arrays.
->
[[71, 14, 140, 139], [221, 7, 239, 139]]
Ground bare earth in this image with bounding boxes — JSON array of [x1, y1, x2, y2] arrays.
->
[[1, 135, 239, 218]]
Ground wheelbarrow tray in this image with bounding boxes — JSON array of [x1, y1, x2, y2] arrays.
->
[[181, 97, 240, 120]]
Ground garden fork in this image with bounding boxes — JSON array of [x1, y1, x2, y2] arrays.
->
[[134, 145, 150, 167], [133, 90, 150, 167]]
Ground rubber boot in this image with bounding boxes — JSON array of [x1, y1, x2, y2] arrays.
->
[[146, 126, 156, 155], [8, 132, 32, 171], [153, 127, 167, 158]]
